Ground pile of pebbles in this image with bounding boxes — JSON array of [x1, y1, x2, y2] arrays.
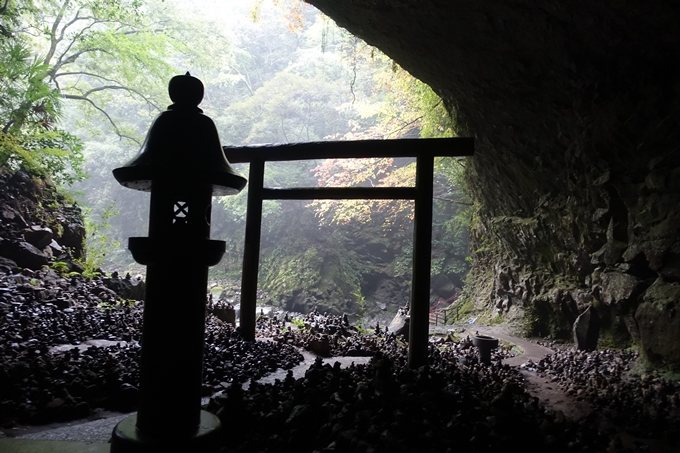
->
[[0, 268, 304, 427], [533, 348, 680, 446], [208, 339, 606, 453], [2, 265, 678, 452], [258, 311, 376, 357], [258, 310, 515, 363]]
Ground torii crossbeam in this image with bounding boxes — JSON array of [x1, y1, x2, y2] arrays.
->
[[223, 137, 474, 368]]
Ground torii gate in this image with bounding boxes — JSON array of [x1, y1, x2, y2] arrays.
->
[[224, 137, 474, 368]]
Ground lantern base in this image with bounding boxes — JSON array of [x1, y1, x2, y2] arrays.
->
[[110, 411, 222, 453]]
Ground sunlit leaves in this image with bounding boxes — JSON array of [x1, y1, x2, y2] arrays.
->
[[250, 0, 306, 33], [308, 157, 416, 230], [0, 14, 86, 185], [219, 71, 350, 144]]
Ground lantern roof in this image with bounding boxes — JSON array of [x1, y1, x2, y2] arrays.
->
[[113, 73, 247, 196]]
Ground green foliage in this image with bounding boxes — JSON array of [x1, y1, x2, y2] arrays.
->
[[220, 71, 353, 144], [82, 202, 120, 276], [353, 290, 370, 329], [291, 318, 305, 329], [1, 0, 474, 309], [393, 243, 413, 278], [0, 36, 86, 185], [261, 239, 323, 298], [0, 41, 61, 133], [51, 261, 70, 274], [98, 298, 134, 312], [355, 324, 371, 335]]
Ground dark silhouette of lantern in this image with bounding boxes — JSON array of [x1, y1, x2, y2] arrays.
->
[[110, 73, 246, 453]]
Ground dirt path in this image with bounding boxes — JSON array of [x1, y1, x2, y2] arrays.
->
[[432, 324, 593, 421]]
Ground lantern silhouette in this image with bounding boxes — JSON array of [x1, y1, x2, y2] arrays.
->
[[110, 73, 246, 453]]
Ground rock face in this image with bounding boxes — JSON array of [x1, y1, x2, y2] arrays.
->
[[0, 168, 86, 262], [306, 1, 680, 369]]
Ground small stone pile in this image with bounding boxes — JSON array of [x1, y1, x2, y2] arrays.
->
[[208, 340, 605, 453], [0, 267, 304, 427], [534, 348, 680, 446], [2, 263, 677, 452], [261, 311, 367, 357], [259, 310, 515, 363], [202, 318, 303, 391]]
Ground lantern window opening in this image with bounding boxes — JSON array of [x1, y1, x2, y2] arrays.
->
[[173, 200, 189, 224]]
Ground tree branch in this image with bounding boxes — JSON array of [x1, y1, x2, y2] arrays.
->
[[71, 83, 162, 112], [53, 48, 111, 77], [44, 0, 72, 66], [52, 8, 92, 64], [50, 14, 130, 76], [63, 94, 142, 146], [385, 115, 423, 139]]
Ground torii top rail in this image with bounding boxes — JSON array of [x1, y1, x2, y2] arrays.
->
[[223, 137, 474, 368]]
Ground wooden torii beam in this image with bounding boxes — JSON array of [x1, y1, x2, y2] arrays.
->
[[223, 137, 474, 368]]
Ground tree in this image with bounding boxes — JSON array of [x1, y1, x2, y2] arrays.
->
[[304, 45, 470, 280], [16, 0, 184, 145], [306, 48, 458, 228], [0, 0, 84, 185], [219, 71, 355, 144]]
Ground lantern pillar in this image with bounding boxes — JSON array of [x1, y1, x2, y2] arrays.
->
[[109, 73, 246, 453]]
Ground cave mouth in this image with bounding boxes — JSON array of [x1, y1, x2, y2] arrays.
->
[[304, 0, 680, 372], [2, 1, 680, 450]]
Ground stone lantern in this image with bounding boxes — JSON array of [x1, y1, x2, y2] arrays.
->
[[109, 73, 246, 452]]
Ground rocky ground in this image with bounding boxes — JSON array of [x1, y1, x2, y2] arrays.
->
[[208, 334, 679, 453], [2, 265, 679, 453], [0, 266, 303, 427]]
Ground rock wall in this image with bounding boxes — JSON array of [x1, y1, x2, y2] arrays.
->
[[0, 168, 86, 268], [305, 1, 680, 369]]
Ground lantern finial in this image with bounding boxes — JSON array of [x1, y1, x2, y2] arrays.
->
[[168, 72, 204, 109]]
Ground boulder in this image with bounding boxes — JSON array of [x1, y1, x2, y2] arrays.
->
[[126, 276, 146, 301], [69, 261, 85, 274], [102, 275, 146, 301], [387, 309, 410, 338], [573, 306, 600, 351], [56, 210, 85, 258], [635, 278, 680, 370], [48, 239, 63, 253], [599, 271, 643, 306], [0, 241, 49, 270], [0, 256, 18, 273], [23, 226, 53, 249]]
